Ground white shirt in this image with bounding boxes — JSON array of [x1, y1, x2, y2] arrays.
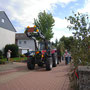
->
[[7, 52, 11, 58]]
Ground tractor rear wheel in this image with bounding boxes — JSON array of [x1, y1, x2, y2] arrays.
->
[[46, 57, 53, 70], [52, 54, 58, 67], [57, 59, 59, 64]]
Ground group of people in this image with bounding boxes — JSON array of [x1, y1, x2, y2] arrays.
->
[[6, 49, 71, 65], [64, 50, 71, 65]]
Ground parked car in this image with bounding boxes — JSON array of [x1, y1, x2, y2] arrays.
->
[[24, 51, 35, 57]]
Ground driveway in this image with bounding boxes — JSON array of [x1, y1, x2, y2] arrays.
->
[[0, 61, 70, 90]]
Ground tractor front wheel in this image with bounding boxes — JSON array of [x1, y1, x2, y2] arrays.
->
[[27, 57, 35, 70]]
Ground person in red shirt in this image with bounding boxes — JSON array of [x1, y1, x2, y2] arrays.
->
[[64, 50, 69, 65]]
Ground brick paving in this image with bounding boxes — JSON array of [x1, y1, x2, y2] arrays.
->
[[0, 61, 70, 90]]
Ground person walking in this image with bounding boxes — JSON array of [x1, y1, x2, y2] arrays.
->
[[57, 48, 61, 62], [68, 52, 71, 63], [7, 50, 12, 62], [64, 50, 69, 65]]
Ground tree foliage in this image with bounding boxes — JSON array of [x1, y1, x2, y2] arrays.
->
[[58, 41, 65, 56], [54, 39, 59, 48], [66, 12, 90, 66], [34, 10, 55, 40], [0, 50, 3, 59], [66, 12, 90, 39], [60, 36, 74, 51], [4, 44, 19, 58]]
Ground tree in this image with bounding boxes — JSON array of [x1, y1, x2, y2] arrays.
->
[[59, 41, 65, 56], [60, 36, 68, 50], [66, 12, 90, 66], [4, 44, 19, 58], [60, 36, 74, 51], [54, 39, 58, 48], [34, 10, 55, 40]]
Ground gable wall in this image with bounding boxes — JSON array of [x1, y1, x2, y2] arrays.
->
[[0, 27, 15, 50], [0, 11, 16, 32]]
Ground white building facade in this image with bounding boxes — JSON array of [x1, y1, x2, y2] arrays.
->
[[16, 33, 38, 54], [0, 11, 16, 51], [0, 27, 15, 50]]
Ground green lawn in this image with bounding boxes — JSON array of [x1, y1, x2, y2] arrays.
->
[[11, 57, 27, 62], [0, 57, 27, 64]]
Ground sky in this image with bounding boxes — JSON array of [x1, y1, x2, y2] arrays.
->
[[0, 0, 90, 42]]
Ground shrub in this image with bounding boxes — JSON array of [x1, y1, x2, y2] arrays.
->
[[66, 12, 90, 66], [20, 54, 25, 57], [0, 50, 3, 59], [4, 44, 19, 58], [0, 59, 6, 64]]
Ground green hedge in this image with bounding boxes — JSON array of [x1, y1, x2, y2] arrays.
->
[[0, 50, 3, 59], [4, 44, 19, 58], [0, 58, 7, 64]]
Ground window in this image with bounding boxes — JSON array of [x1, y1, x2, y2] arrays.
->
[[20, 35, 23, 37], [19, 41, 21, 44], [24, 41, 26, 44], [1, 18, 5, 23]]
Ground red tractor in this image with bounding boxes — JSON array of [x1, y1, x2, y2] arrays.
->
[[25, 26, 59, 70]]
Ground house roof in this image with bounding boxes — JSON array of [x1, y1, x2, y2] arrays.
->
[[0, 11, 16, 32], [16, 33, 31, 40]]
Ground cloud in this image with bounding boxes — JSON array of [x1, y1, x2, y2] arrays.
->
[[51, 29, 73, 42], [0, 0, 76, 41], [54, 17, 69, 29], [77, 0, 90, 15], [0, 0, 77, 27], [51, 17, 73, 42]]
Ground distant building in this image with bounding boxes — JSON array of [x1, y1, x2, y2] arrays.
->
[[0, 11, 16, 51], [16, 33, 38, 54]]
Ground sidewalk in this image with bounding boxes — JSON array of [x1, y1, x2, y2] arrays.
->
[[0, 61, 71, 90], [0, 62, 27, 75], [0, 62, 26, 71]]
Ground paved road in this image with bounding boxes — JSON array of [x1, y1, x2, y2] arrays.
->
[[0, 61, 70, 90]]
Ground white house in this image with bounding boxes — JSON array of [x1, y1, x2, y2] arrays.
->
[[16, 33, 38, 54], [0, 11, 16, 51]]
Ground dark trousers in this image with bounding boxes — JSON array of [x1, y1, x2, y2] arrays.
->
[[65, 57, 68, 65], [7, 58, 8, 61]]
